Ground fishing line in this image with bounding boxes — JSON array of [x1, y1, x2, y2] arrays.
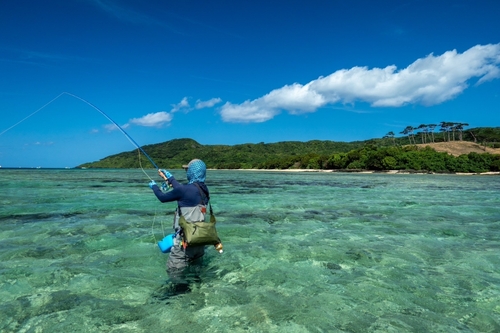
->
[[63, 92, 160, 170], [1, 92, 160, 172], [151, 207, 167, 244], [137, 148, 153, 181], [4, 92, 171, 244], [0, 92, 65, 137]]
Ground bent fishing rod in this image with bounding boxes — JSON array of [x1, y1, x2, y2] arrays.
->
[[63, 93, 160, 170], [1, 92, 167, 179]]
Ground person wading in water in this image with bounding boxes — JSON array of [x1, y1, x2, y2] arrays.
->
[[149, 159, 210, 294]]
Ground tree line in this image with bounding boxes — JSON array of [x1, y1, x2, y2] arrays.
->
[[384, 121, 472, 145], [256, 144, 500, 173], [78, 127, 500, 172]]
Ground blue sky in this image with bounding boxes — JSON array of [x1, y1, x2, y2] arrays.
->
[[1, 0, 499, 168]]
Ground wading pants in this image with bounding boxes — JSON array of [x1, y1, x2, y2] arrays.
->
[[166, 241, 205, 284]]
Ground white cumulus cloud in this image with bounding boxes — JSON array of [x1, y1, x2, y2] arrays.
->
[[129, 111, 173, 127], [104, 123, 130, 131], [170, 97, 190, 113], [122, 96, 221, 128], [220, 43, 500, 123], [195, 97, 222, 109]]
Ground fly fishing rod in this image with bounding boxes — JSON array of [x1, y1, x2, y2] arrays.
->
[[1, 92, 164, 175], [63, 92, 160, 170], [2, 92, 174, 246]]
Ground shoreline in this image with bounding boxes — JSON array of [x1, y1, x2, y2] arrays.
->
[[214, 168, 500, 176], [5, 168, 497, 176]]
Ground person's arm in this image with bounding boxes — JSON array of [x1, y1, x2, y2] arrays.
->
[[158, 169, 181, 189], [167, 177, 182, 188], [151, 184, 182, 203]]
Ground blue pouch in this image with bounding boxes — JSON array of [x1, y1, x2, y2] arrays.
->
[[158, 233, 175, 253]]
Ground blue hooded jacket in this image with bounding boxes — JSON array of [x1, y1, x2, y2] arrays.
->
[[151, 159, 209, 207]]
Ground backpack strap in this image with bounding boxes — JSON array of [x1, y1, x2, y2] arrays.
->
[[178, 183, 213, 217], [193, 182, 213, 215], [193, 182, 209, 202]]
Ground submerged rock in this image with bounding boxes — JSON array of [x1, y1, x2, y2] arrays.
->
[[324, 262, 342, 271]]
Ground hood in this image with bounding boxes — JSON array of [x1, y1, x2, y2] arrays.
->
[[186, 159, 206, 184]]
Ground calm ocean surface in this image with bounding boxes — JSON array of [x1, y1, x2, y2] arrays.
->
[[0, 169, 499, 332]]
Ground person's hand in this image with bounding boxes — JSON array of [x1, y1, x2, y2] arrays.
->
[[149, 180, 157, 189], [159, 169, 172, 180]]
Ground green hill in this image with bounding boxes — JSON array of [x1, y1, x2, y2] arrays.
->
[[78, 138, 367, 169], [77, 127, 500, 172]]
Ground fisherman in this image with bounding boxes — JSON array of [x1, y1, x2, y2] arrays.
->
[[149, 159, 209, 290]]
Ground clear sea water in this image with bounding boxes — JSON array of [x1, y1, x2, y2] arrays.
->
[[0, 169, 499, 333]]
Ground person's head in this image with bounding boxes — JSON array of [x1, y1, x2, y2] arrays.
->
[[183, 159, 206, 184]]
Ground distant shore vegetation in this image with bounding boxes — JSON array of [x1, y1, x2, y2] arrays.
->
[[79, 125, 500, 173]]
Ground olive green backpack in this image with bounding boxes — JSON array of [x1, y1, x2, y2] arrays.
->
[[178, 184, 221, 247]]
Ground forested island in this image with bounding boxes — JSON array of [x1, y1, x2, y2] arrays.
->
[[79, 126, 500, 173]]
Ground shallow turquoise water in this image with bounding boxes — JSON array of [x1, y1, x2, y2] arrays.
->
[[0, 169, 499, 332]]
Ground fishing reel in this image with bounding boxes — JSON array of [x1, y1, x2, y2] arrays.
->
[[161, 181, 171, 191], [158, 169, 172, 191]]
